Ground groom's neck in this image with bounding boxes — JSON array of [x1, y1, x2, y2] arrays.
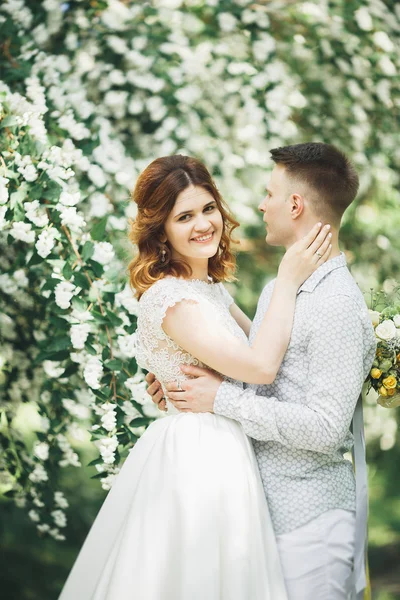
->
[[285, 226, 341, 259]]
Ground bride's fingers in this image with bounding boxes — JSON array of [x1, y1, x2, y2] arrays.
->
[[300, 222, 323, 248], [313, 238, 332, 265], [306, 224, 331, 255]]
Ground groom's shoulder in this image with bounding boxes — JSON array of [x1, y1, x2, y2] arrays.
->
[[314, 266, 367, 310]]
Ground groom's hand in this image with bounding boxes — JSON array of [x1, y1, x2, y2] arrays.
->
[[165, 365, 223, 413]]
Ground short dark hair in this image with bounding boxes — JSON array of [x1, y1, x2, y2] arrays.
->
[[270, 142, 359, 223]]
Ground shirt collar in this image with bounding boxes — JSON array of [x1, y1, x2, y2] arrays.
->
[[297, 252, 347, 295]]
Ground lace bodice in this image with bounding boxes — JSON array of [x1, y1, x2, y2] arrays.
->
[[136, 277, 247, 414]]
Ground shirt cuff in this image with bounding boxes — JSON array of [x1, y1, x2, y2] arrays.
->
[[213, 380, 243, 421]]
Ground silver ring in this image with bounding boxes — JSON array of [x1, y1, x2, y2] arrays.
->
[[177, 381, 183, 391], [316, 252, 322, 259]]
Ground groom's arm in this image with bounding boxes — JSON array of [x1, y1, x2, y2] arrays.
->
[[213, 294, 368, 453]]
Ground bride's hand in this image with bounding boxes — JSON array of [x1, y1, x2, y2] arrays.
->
[[277, 223, 332, 289]]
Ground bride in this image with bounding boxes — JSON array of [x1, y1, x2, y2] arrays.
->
[[59, 155, 331, 600]]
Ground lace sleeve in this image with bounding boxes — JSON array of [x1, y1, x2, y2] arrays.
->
[[217, 283, 235, 308], [135, 278, 207, 382]]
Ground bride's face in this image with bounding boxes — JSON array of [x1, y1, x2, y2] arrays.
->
[[163, 185, 223, 263]]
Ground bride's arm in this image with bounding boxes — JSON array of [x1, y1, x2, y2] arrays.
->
[[163, 223, 331, 385], [229, 303, 252, 337]]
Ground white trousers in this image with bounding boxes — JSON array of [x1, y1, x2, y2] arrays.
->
[[276, 509, 356, 600]]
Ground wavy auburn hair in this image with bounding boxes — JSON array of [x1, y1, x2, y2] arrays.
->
[[128, 155, 240, 298]]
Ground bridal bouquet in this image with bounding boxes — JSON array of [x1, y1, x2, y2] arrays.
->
[[367, 292, 400, 408]]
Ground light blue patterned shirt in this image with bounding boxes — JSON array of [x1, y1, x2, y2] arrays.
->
[[214, 253, 376, 535]]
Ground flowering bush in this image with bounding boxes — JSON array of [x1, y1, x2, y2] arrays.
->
[[367, 290, 400, 409], [0, 0, 399, 540]]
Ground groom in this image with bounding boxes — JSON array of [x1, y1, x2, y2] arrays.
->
[[146, 143, 376, 600]]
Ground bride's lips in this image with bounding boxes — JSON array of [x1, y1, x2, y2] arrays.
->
[[190, 232, 215, 244]]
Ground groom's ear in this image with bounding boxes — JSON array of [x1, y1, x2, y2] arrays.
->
[[289, 193, 305, 220]]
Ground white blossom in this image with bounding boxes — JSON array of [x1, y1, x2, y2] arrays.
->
[[92, 241, 115, 265], [33, 441, 49, 461], [43, 360, 65, 378], [36, 228, 58, 258], [29, 509, 40, 522], [95, 436, 119, 464], [0, 176, 9, 204], [117, 333, 137, 358], [10, 221, 35, 243], [70, 322, 91, 349], [59, 191, 81, 206], [84, 356, 103, 389], [29, 464, 48, 483], [24, 200, 49, 227], [51, 509, 67, 528], [55, 280, 77, 309], [54, 491, 69, 509]]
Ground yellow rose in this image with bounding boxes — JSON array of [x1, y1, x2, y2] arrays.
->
[[383, 376, 397, 390], [379, 386, 388, 397], [370, 368, 382, 379], [387, 388, 396, 396]]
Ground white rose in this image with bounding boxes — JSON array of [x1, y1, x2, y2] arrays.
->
[[368, 310, 381, 328], [393, 314, 400, 328], [375, 319, 397, 341]]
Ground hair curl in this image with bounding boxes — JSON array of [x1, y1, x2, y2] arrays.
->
[[128, 155, 240, 299]]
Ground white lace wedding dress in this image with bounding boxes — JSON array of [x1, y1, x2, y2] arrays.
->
[[59, 277, 287, 600]]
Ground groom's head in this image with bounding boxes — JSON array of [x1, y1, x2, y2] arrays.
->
[[259, 142, 359, 247]]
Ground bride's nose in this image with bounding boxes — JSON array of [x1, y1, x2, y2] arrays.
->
[[193, 213, 212, 232]]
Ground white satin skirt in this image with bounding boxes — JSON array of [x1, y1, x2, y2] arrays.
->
[[59, 411, 287, 600]]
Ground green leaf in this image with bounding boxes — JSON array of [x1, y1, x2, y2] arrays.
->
[[81, 241, 94, 262], [73, 271, 90, 290], [91, 217, 107, 241], [84, 342, 97, 355], [90, 261, 104, 277], [105, 309, 123, 327], [62, 261, 73, 280], [129, 417, 150, 428], [104, 359, 123, 371], [87, 457, 103, 467], [0, 116, 18, 129], [46, 336, 71, 353]]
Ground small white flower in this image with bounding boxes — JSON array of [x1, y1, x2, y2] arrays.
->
[[0, 176, 9, 205], [354, 7, 373, 31], [95, 436, 118, 465], [92, 242, 115, 266], [33, 441, 49, 461], [36, 228, 56, 258], [84, 356, 103, 390], [373, 31, 394, 53], [29, 464, 48, 483], [375, 319, 397, 341], [368, 310, 381, 328], [29, 510, 40, 522], [37, 523, 50, 533], [10, 222, 35, 243], [393, 315, 400, 328], [70, 322, 91, 349], [55, 280, 77, 309], [88, 164, 107, 188], [59, 191, 81, 206], [51, 509, 67, 528], [24, 200, 49, 228], [54, 491, 69, 509], [43, 360, 65, 378], [0, 206, 8, 230], [218, 12, 237, 32], [117, 333, 137, 358]]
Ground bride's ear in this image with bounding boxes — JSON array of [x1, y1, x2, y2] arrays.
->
[[289, 193, 304, 220]]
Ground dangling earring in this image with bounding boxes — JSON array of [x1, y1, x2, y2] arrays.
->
[[161, 247, 166, 263]]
